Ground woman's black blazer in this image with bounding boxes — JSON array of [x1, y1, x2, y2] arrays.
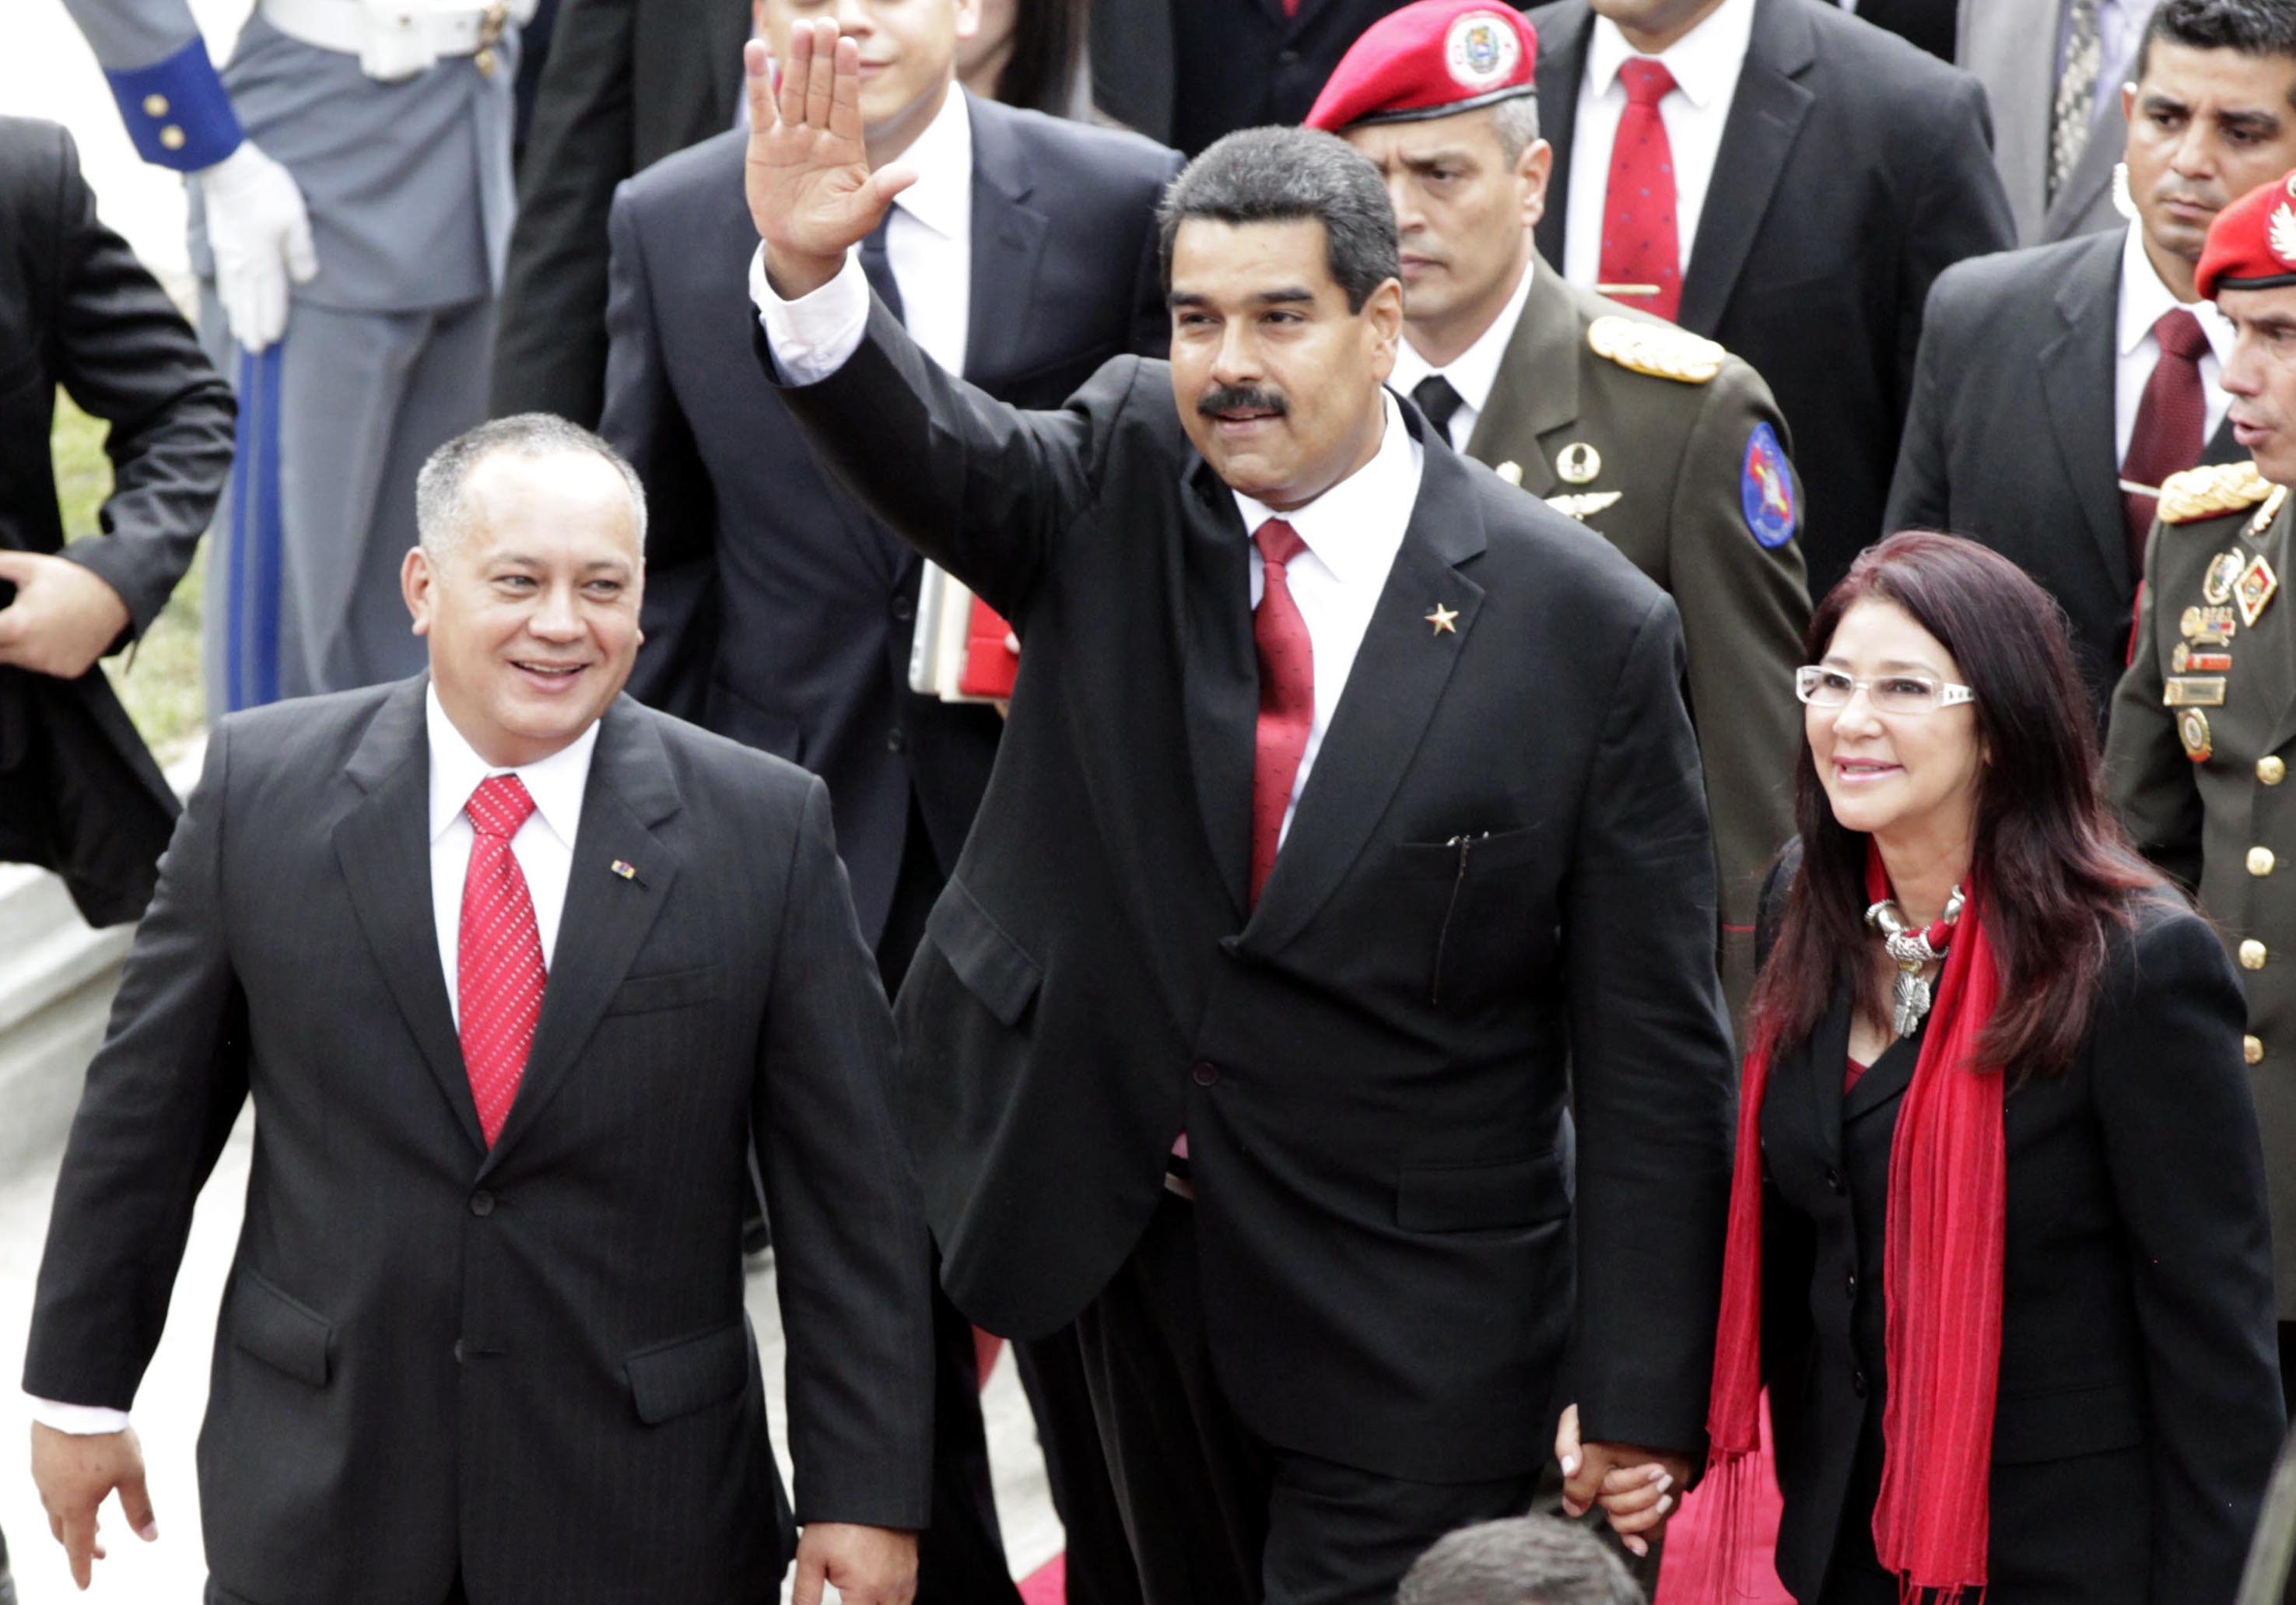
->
[[1758, 888, 2284, 1603]]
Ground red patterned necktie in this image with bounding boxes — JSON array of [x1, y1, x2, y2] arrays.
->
[[2121, 307, 2210, 572], [1599, 58, 1683, 324], [1250, 518, 1315, 908], [459, 774, 546, 1146]]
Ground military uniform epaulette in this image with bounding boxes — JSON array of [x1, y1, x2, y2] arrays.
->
[[2160, 461, 2276, 524], [1586, 315, 1726, 385]]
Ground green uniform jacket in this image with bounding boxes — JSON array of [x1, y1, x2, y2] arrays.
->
[[2105, 461, 2296, 1316], [1463, 258, 1812, 1032]]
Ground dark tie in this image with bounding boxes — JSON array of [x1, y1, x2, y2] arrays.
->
[[2052, 0, 2101, 205], [859, 209, 906, 325], [2122, 307, 2210, 572], [459, 775, 546, 1147], [1599, 58, 1682, 323], [1412, 374, 1467, 443], [1250, 519, 1315, 907]]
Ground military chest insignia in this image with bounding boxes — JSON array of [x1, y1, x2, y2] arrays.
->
[[1586, 315, 1724, 384], [2182, 605, 2238, 644], [2160, 461, 2273, 524], [2165, 675, 2228, 707], [2205, 551, 2246, 605], [1556, 442, 1602, 484], [2181, 707, 2214, 762], [2172, 643, 2234, 673], [1425, 603, 1459, 636], [1495, 461, 1524, 486], [1544, 490, 1623, 522], [2238, 553, 2280, 627], [1740, 422, 1797, 549]]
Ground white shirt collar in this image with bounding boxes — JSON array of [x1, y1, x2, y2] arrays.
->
[[1230, 390, 1425, 588], [426, 682, 600, 850], [2117, 219, 2234, 365], [1391, 254, 1537, 418], [887, 84, 975, 242], [1586, 0, 1758, 110]]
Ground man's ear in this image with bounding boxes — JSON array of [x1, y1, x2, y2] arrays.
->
[[403, 546, 436, 636], [1519, 135, 1554, 232], [1365, 275, 1405, 381]]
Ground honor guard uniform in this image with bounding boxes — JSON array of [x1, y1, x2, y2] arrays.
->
[[61, 0, 530, 710], [1308, 4, 1812, 1030], [2108, 173, 2296, 1338]]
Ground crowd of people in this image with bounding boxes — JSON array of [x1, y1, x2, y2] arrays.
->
[[5, 0, 2296, 1602]]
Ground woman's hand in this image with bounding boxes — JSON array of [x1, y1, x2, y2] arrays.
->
[[1554, 1402, 1686, 1558]]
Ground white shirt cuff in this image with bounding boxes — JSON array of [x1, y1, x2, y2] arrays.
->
[[748, 243, 871, 385], [29, 1395, 132, 1435]]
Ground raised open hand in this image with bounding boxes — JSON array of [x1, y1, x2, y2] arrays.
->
[[744, 20, 917, 300]]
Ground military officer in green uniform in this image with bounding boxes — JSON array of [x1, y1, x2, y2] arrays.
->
[[2108, 170, 2296, 1407], [1307, 0, 1811, 1030]]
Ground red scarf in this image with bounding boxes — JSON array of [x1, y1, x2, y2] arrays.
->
[[1702, 843, 2006, 1600]]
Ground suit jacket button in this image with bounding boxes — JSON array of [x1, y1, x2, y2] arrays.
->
[[1846, 1268, 1858, 1300], [1825, 1166, 1844, 1194], [1191, 1060, 1219, 1086], [1852, 1369, 1868, 1398], [454, 1340, 468, 1365], [469, 1190, 496, 1217], [892, 595, 915, 622], [888, 727, 909, 753]]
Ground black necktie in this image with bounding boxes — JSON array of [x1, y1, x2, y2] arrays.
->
[[859, 210, 906, 326], [1412, 374, 1466, 442]]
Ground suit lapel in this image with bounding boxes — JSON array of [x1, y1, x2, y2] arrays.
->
[[2038, 233, 2130, 594], [1844, 1021, 1919, 1122], [2043, 96, 2126, 240], [1800, 989, 1853, 1167], [1531, 5, 1592, 270], [1241, 427, 1488, 955], [479, 698, 685, 1176], [1464, 255, 1579, 498], [332, 678, 487, 1155], [1180, 462, 1258, 918], [1677, 0, 1818, 336], [963, 96, 1049, 388]]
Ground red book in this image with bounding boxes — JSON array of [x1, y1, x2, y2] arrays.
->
[[960, 595, 1019, 699]]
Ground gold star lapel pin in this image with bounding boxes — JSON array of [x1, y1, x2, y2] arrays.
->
[[1425, 603, 1459, 636]]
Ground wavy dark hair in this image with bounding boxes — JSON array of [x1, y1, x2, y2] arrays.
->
[[985, 0, 1086, 116], [1749, 531, 2165, 1078]]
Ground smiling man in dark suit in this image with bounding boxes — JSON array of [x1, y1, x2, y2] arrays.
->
[[746, 23, 1736, 1604], [23, 415, 933, 1605], [1526, 0, 2014, 597], [1888, 0, 2296, 720]]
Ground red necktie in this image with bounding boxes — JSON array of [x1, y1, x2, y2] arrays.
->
[[2121, 307, 2210, 573], [1250, 519, 1315, 908], [1599, 58, 1683, 324], [459, 775, 547, 1146]]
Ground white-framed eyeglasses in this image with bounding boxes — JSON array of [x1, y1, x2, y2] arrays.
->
[[1795, 664, 1975, 717]]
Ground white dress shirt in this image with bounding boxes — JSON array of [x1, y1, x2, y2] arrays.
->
[[1562, 0, 1759, 293], [2114, 220, 2233, 468], [1390, 255, 1538, 450], [29, 689, 598, 1437]]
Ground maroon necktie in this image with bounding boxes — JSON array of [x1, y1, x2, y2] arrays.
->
[[459, 775, 547, 1146], [1250, 519, 1315, 908], [2122, 307, 2210, 572], [1599, 58, 1683, 324]]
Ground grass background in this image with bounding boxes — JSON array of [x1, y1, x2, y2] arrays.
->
[[54, 391, 209, 755]]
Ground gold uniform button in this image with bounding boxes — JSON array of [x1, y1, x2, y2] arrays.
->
[[2248, 1036, 2267, 1066], [2263, 755, 2288, 785], [158, 125, 186, 150], [2252, 847, 2278, 876], [2241, 939, 2269, 969], [142, 93, 169, 117], [474, 46, 498, 75]]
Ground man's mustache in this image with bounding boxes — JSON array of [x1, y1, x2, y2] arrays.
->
[[1197, 386, 1288, 419]]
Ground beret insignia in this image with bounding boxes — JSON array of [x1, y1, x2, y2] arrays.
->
[[1587, 315, 1724, 384]]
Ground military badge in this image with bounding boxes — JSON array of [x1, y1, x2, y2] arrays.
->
[[2181, 707, 2214, 763], [2181, 605, 2237, 643], [2165, 675, 2228, 707], [2238, 553, 2280, 627], [2206, 551, 2246, 605], [2173, 644, 2234, 673], [1444, 10, 1521, 89], [1556, 442, 1602, 484], [1740, 422, 1796, 549], [1544, 490, 1623, 523], [2273, 171, 2296, 266]]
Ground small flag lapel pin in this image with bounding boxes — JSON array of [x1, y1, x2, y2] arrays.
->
[[610, 859, 637, 881]]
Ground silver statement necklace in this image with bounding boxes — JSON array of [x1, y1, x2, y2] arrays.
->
[[1863, 885, 1967, 1038]]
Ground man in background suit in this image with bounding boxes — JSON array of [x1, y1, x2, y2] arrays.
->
[[749, 26, 1737, 1601], [1888, 0, 2296, 719], [23, 415, 933, 1605], [601, 6, 1174, 1599], [1306, 1, 1807, 1028], [1961, 0, 2149, 245], [1527, 0, 2014, 597]]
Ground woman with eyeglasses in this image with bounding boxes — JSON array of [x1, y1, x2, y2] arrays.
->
[[1604, 532, 2284, 1602]]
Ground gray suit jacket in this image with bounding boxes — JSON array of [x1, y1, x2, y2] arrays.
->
[[1958, 0, 2126, 245]]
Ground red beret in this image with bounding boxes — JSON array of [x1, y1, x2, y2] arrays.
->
[[1304, 1, 1537, 134], [2198, 170, 2296, 299]]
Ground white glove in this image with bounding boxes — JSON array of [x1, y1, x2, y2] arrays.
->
[[200, 139, 318, 353]]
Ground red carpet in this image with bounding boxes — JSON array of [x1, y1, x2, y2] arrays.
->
[[1653, 1392, 1793, 1604]]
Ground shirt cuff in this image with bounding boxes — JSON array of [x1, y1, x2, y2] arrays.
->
[[748, 243, 869, 384], [29, 1396, 132, 1435]]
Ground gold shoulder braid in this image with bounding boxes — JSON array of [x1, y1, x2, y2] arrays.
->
[[2160, 461, 2275, 524], [1586, 315, 1725, 385]]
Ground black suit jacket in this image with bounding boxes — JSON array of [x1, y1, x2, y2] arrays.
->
[[1826, 0, 1954, 58], [489, 0, 750, 425], [1530, 0, 2014, 599], [762, 306, 1737, 1482], [0, 117, 232, 925], [23, 680, 934, 1605], [1759, 895, 2282, 1602], [1884, 230, 2242, 722], [602, 97, 1179, 947]]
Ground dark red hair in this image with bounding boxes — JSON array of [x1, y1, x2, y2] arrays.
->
[[1750, 531, 2166, 1078]]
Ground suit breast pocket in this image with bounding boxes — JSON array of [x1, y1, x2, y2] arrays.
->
[[604, 965, 723, 1016], [1392, 825, 1553, 1006]]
